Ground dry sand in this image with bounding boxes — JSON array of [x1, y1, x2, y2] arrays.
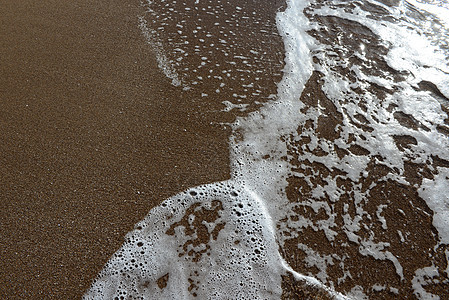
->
[[1, 1, 231, 298]]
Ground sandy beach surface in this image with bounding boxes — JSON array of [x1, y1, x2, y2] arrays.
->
[[3, 0, 449, 299], [1, 1, 232, 298]]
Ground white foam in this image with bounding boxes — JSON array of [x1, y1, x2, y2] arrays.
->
[[273, 0, 449, 296], [221, 100, 249, 112], [412, 266, 441, 300], [419, 167, 449, 245], [87, 0, 449, 298], [86, 0, 350, 298], [83, 183, 282, 299], [406, 0, 449, 28]]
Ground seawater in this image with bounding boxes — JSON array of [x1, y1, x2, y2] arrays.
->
[[84, 0, 449, 299]]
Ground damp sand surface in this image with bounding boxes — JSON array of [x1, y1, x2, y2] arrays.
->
[[83, 0, 449, 299], [0, 0, 233, 298], [2, 0, 449, 299], [0, 0, 289, 298]]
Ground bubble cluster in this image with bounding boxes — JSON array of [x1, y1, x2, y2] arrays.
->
[[84, 183, 291, 299], [85, 0, 449, 299], [277, 0, 449, 298], [139, 0, 285, 115]]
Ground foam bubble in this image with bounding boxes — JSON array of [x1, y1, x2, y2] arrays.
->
[[84, 0, 352, 298], [84, 182, 345, 299], [86, 0, 449, 298]]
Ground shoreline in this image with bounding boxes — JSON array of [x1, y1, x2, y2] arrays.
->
[[3, 0, 447, 298]]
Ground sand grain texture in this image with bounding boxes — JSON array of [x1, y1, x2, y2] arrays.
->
[[0, 1, 230, 298]]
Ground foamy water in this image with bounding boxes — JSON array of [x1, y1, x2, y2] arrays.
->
[[84, 0, 449, 299]]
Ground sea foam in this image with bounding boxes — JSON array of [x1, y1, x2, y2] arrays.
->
[[83, 0, 349, 299], [85, 0, 449, 298]]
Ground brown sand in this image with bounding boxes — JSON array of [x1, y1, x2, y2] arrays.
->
[[1, 0, 339, 298], [0, 0, 231, 298], [3, 0, 448, 299]]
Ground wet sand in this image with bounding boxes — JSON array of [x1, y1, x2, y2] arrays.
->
[[280, 2, 449, 298], [5, 0, 447, 298], [0, 0, 231, 298]]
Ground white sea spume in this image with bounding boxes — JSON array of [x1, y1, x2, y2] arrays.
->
[[280, 1, 449, 298], [84, 0, 449, 299], [84, 0, 352, 299], [310, 0, 449, 246]]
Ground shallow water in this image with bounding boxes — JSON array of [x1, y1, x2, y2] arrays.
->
[[85, 0, 449, 298]]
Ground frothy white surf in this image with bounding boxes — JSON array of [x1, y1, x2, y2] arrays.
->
[[308, 0, 449, 244], [85, 0, 449, 299], [407, 0, 449, 28], [85, 0, 349, 298], [277, 0, 449, 298]]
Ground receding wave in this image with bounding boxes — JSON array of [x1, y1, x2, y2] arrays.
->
[[84, 0, 449, 299]]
